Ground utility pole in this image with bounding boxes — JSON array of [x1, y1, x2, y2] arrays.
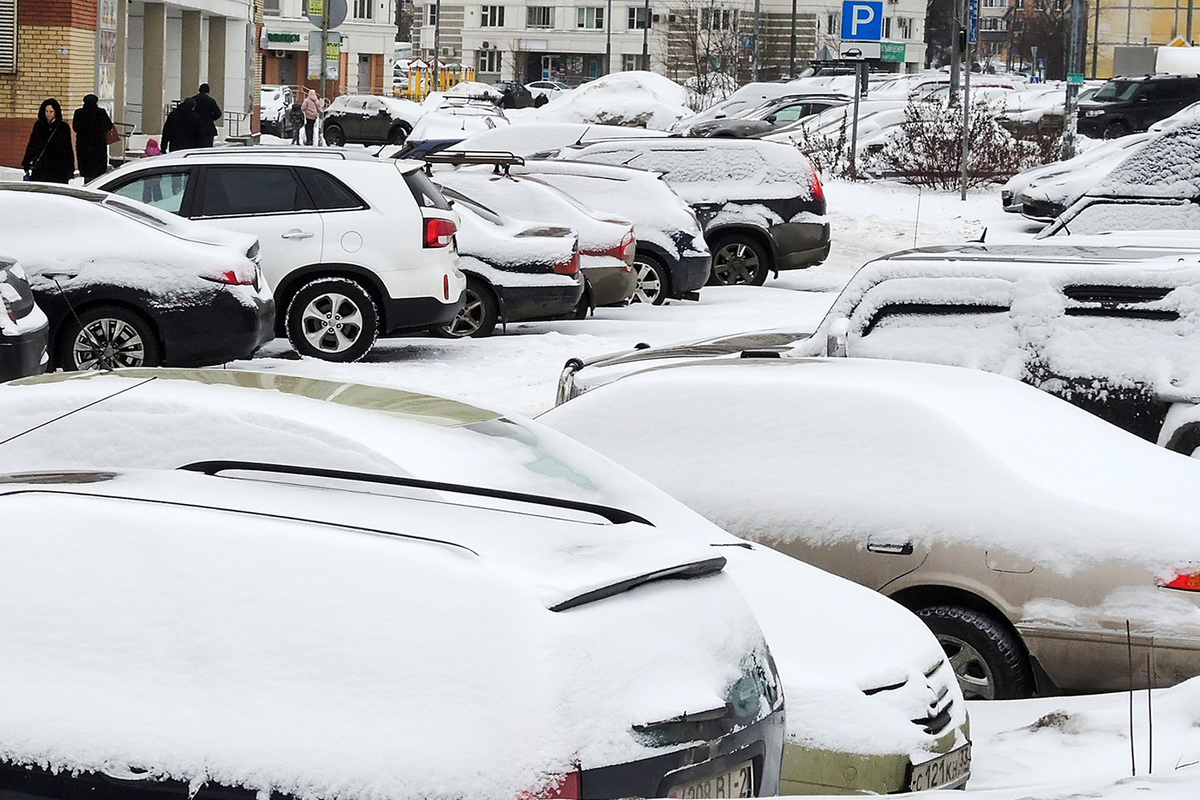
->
[[790, 0, 797, 76], [605, 0, 613, 73], [320, 0, 329, 145], [950, 0, 963, 105], [752, 0, 761, 81], [1063, 0, 1086, 159], [432, 0, 442, 90], [642, 0, 650, 68], [1091, 0, 1100, 77]]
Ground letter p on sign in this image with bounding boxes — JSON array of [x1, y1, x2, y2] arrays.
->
[[841, 0, 884, 40]]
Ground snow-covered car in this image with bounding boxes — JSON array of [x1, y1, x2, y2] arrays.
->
[[528, 79, 571, 101], [0, 452, 784, 797], [686, 94, 848, 139], [432, 183, 583, 336], [559, 138, 830, 286], [524, 71, 692, 130], [433, 166, 637, 311], [541, 356, 1200, 702], [397, 100, 510, 158], [0, 183, 272, 370], [322, 94, 425, 146], [1001, 132, 1152, 218], [510, 159, 710, 304], [259, 83, 294, 137], [0, 256, 48, 379], [91, 148, 465, 362], [447, 122, 668, 158], [557, 242, 1200, 449], [0, 367, 971, 796]]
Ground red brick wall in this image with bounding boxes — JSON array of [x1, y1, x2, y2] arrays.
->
[[19, 0, 97, 30], [0, 116, 36, 170]]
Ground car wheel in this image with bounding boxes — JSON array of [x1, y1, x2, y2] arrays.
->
[[433, 277, 498, 338], [388, 123, 411, 145], [917, 605, 1035, 701], [285, 276, 379, 362], [1102, 120, 1130, 139], [325, 124, 346, 146], [57, 305, 159, 371], [632, 252, 671, 305], [709, 235, 770, 286], [573, 282, 593, 319]]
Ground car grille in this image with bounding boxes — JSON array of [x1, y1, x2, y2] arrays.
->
[[911, 701, 954, 736], [863, 662, 956, 738]]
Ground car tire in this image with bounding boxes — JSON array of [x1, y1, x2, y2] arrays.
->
[[1102, 120, 1130, 139], [325, 124, 346, 147], [388, 123, 412, 145], [917, 605, 1035, 701], [632, 251, 671, 305], [432, 277, 498, 338], [56, 304, 160, 371], [285, 276, 379, 362], [574, 281, 593, 319], [709, 235, 770, 286]]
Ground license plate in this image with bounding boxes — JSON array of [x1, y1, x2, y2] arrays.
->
[[667, 761, 754, 798], [907, 743, 972, 792]]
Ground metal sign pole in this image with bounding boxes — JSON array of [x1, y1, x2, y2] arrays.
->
[[850, 60, 862, 179], [960, 37, 971, 200], [320, 1, 329, 145]]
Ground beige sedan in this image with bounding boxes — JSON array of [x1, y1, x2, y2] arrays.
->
[[541, 356, 1200, 700]]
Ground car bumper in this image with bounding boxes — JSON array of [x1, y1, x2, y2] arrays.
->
[[1076, 115, 1108, 138], [497, 278, 585, 323], [769, 221, 831, 270], [581, 706, 785, 798], [1021, 197, 1066, 221], [585, 264, 638, 307], [159, 289, 275, 367], [671, 252, 712, 296], [0, 321, 49, 381], [383, 289, 467, 333]]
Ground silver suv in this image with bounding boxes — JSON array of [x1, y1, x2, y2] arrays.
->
[[92, 148, 465, 361]]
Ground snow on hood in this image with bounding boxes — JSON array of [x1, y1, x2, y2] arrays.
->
[[1091, 121, 1200, 198], [439, 191, 576, 272], [527, 71, 693, 130], [409, 106, 509, 141], [1013, 133, 1152, 207], [0, 467, 769, 799], [0, 369, 948, 758], [541, 358, 1200, 576], [448, 122, 667, 157]]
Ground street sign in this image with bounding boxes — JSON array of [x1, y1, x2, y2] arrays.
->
[[841, 1, 884, 41], [967, 0, 979, 44], [742, 36, 754, 48], [1067, 72, 1085, 84], [307, 0, 347, 29], [1168, 35, 1191, 47], [839, 41, 881, 59], [307, 30, 341, 80], [880, 41, 905, 62]]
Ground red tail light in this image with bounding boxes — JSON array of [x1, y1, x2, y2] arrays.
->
[[599, 231, 636, 266], [554, 249, 580, 275], [1157, 571, 1200, 591], [810, 163, 825, 205], [1, 296, 15, 324], [443, 274, 450, 300], [520, 770, 581, 800], [424, 217, 457, 248], [200, 266, 257, 286]]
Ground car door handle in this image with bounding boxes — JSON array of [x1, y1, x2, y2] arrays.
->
[[867, 538, 914, 556], [281, 229, 315, 240]]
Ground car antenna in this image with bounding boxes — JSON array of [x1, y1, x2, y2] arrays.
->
[[0, 375, 157, 448], [52, 276, 115, 371]]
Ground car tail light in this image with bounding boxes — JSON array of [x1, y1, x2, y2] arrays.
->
[[520, 770, 581, 800], [554, 249, 580, 275], [1157, 571, 1200, 591], [425, 217, 457, 248], [443, 274, 451, 300], [599, 231, 636, 266], [810, 163, 825, 205], [2, 296, 15, 324], [200, 266, 257, 286]]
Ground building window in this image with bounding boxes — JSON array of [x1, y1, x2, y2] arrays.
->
[[527, 5, 554, 27], [264, 0, 281, 15], [896, 16, 910, 38], [426, 4, 438, 25], [481, 5, 505, 25], [353, 0, 374, 19], [0, 0, 14, 71], [622, 53, 649, 69], [627, 5, 650, 28], [701, 7, 734, 29], [577, 6, 604, 28], [983, 0, 1006, 7], [825, 12, 838, 34], [882, 16, 891, 37], [478, 48, 502, 71]]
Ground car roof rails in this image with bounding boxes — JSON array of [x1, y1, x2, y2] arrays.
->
[[178, 146, 356, 160], [421, 150, 525, 176], [179, 460, 653, 526]]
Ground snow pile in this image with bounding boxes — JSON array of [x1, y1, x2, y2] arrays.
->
[[426, 81, 503, 106], [1093, 121, 1200, 198], [408, 105, 509, 141], [527, 71, 693, 130]]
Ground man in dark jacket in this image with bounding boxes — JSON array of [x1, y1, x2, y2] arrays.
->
[[22, 98, 75, 183], [72, 94, 116, 180], [161, 97, 206, 152], [192, 83, 222, 147]]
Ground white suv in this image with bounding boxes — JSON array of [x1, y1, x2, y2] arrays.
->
[[92, 148, 465, 361]]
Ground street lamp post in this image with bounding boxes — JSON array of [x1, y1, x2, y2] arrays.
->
[[605, 0, 613, 74]]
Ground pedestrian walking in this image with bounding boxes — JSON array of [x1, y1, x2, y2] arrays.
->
[[287, 101, 305, 145], [22, 98, 75, 183], [71, 94, 116, 180], [192, 83, 222, 147], [161, 97, 206, 152], [302, 89, 321, 145]]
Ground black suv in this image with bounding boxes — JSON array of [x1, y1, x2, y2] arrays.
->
[[1077, 74, 1200, 139]]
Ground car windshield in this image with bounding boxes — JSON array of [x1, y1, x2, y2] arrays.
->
[[1094, 80, 1141, 101]]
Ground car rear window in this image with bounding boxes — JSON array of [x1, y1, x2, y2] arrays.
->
[[404, 170, 452, 210]]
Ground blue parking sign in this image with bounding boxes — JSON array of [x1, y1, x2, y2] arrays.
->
[[841, 0, 884, 41]]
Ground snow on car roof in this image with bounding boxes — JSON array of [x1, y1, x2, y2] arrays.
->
[[526, 71, 693, 130], [1091, 121, 1200, 198], [447, 122, 667, 157]]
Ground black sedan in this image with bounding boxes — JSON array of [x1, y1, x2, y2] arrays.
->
[[0, 256, 48, 380], [323, 94, 425, 146], [0, 184, 274, 371]]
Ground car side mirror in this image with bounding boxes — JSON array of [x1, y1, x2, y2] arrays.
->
[[765, 114, 777, 124], [825, 317, 850, 357]]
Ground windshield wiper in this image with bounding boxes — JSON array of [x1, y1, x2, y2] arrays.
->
[[550, 557, 726, 611]]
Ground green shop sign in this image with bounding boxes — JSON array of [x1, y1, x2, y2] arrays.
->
[[880, 42, 906, 63], [268, 32, 302, 43]]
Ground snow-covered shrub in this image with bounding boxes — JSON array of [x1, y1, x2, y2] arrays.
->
[[870, 100, 1042, 188], [788, 119, 856, 179]]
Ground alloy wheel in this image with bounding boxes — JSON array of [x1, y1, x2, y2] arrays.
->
[[299, 291, 365, 355], [72, 318, 148, 370], [937, 633, 996, 700], [712, 243, 762, 285]]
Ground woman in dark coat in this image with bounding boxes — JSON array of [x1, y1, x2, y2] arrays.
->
[[72, 94, 115, 180], [160, 97, 206, 152], [22, 98, 75, 183]]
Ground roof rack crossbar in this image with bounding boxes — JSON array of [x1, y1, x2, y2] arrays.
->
[[421, 150, 525, 176], [178, 460, 653, 526]]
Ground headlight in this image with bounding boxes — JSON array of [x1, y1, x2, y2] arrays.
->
[[1085, 109, 1104, 117]]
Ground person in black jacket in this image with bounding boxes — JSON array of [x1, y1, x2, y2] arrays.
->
[[72, 94, 115, 180], [192, 83, 222, 147], [22, 98, 75, 183], [160, 98, 206, 152]]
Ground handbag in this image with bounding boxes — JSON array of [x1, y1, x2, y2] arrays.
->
[[104, 125, 121, 145]]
